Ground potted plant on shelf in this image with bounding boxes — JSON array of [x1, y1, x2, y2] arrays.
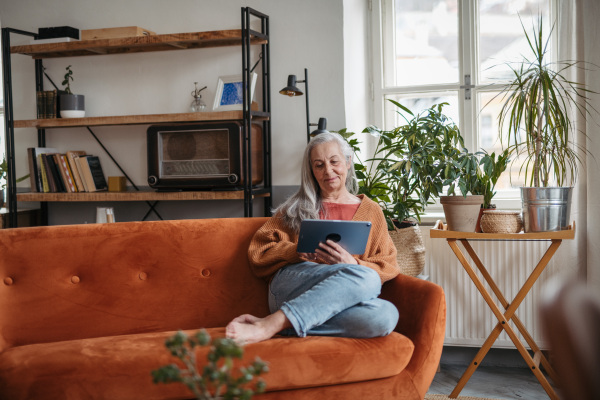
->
[[441, 149, 509, 232], [152, 329, 268, 400], [493, 15, 599, 232], [59, 65, 85, 118], [340, 101, 465, 275], [0, 158, 30, 209]]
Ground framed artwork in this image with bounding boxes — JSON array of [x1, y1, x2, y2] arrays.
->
[[212, 73, 257, 111]]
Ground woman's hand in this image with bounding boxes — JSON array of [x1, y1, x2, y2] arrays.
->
[[299, 252, 319, 262], [315, 240, 358, 265]]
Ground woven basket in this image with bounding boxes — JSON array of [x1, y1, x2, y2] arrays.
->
[[389, 225, 425, 277], [480, 210, 523, 233]]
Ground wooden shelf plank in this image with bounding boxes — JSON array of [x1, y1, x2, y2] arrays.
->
[[14, 111, 269, 129], [17, 189, 270, 202], [430, 220, 576, 240], [11, 30, 268, 59]]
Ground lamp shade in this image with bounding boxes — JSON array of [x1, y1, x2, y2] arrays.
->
[[310, 117, 329, 136], [279, 75, 303, 96]]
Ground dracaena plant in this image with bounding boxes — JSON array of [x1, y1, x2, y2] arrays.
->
[[152, 330, 268, 400], [494, 15, 598, 187]]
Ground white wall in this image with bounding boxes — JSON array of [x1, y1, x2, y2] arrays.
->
[[0, 0, 348, 221], [343, 0, 371, 135]]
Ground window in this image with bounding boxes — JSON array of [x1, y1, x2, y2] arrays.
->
[[372, 0, 554, 208]]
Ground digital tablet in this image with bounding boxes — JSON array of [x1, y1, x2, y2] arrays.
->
[[297, 219, 372, 255]]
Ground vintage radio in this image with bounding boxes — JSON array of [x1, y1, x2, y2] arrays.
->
[[147, 122, 263, 190]]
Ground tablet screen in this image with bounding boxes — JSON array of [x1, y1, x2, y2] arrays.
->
[[297, 219, 372, 255]]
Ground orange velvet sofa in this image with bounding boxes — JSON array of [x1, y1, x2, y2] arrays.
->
[[0, 218, 445, 400]]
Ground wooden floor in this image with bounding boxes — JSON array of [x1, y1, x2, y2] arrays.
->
[[428, 363, 557, 399]]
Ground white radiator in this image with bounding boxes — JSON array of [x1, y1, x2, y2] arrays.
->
[[421, 226, 559, 348]]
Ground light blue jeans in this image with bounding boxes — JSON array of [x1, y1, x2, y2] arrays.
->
[[268, 261, 399, 338]]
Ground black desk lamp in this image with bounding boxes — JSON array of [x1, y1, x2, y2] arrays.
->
[[279, 68, 329, 142]]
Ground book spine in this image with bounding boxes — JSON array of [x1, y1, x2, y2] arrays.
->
[[47, 90, 57, 119], [52, 155, 66, 192], [57, 154, 76, 192], [86, 156, 108, 191], [27, 148, 39, 192], [62, 154, 78, 192], [75, 156, 91, 192], [39, 154, 50, 193], [66, 151, 86, 192]]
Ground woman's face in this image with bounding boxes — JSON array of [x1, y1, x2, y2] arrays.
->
[[309, 141, 351, 198]]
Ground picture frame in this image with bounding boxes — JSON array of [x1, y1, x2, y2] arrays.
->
[[212, 73, 257, 111]]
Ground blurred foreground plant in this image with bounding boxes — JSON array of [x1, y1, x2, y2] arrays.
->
[[152, 330, 268, 400]]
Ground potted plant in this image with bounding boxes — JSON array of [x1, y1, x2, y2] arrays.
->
[[341, 102, 466, 275], [152, 329, 268, 400], [0, 158, 30, 209], [441, 149, 509, 232], [493, 16, 598, 231], [59, 65, 85, 118]]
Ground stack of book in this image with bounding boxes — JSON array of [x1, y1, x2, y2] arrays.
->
[[36, 90, 58, 119], [27, 148, 108, 193]]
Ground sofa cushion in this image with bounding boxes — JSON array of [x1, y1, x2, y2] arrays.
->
[[0, 327, 414, 400]]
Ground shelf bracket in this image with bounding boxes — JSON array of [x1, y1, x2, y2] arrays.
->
[[85, 126, 164, 220]]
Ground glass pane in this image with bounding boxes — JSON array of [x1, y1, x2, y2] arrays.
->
[[479, 0, 551, 82], [384, 93, 459, 131], [390, 0, 459, 86], [478, 91, 526, 189]]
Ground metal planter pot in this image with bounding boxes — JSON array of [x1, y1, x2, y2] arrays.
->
[[521, 187, 573, 232]]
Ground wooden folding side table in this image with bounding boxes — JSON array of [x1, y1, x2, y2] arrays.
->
[[430, 220, 575, 400]]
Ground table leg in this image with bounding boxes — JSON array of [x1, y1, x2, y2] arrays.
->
[[446, 239, 560, 400], [460, 239, 559, 383]]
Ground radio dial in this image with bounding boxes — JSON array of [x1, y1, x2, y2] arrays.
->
[[148, 175, 158, 186], [228, 174, 239, 184]]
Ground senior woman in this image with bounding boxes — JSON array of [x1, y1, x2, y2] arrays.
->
[[226, 131, 400, 344]]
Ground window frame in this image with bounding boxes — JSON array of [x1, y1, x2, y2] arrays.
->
[[369, 0, 557, 215]]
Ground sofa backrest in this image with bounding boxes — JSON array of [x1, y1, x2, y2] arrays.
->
[[0, 218, 270, 350]]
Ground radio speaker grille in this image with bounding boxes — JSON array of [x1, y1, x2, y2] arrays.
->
[[162, 160, 229, 176]]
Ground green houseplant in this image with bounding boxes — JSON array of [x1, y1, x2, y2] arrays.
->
[[340, 102, 467, 274], [342, 102, 465, 227], [493, 15, 598, 231], [0, 157, 30, 208], [442, 149, 510, 231], [59, 65, 85, 118], [152, 329, 268, 400]]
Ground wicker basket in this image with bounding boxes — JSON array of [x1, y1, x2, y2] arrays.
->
[[389, 225, 425, 276], [480, 210, 523, 233]]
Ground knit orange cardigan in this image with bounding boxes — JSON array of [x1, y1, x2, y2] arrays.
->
[[247, 195, 400, 283]]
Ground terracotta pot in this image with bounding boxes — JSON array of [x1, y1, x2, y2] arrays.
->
[[440, 195, 484, 232]]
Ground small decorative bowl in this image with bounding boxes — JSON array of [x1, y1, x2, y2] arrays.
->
[[480, 210, 523, 234]]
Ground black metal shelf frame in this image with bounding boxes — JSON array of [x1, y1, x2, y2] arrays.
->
[[1, 7, 272, 227]]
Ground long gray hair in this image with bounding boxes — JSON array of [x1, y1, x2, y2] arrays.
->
[[275, 131, 359, 232]]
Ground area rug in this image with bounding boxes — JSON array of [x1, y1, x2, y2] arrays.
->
[[425, 394, 501, 400]]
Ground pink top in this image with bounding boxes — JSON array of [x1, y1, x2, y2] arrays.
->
[[320, 202, 361, 221]]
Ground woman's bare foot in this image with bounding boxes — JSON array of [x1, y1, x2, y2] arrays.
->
[[226, 310, 292, 345]]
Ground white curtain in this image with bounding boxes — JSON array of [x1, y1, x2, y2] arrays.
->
[[557, 0, 600, 289]]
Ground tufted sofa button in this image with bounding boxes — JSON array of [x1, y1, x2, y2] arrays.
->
[[71, 276, 80, 284], [3, 277, 13, 286], [201, 269, 211, 277], [139, 272, 148, 280]]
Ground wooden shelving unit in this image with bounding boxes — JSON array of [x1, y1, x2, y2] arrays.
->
[[2, 8, 272, 226]]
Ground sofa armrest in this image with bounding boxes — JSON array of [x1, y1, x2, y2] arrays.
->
[[380, 274, 446, 395]]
